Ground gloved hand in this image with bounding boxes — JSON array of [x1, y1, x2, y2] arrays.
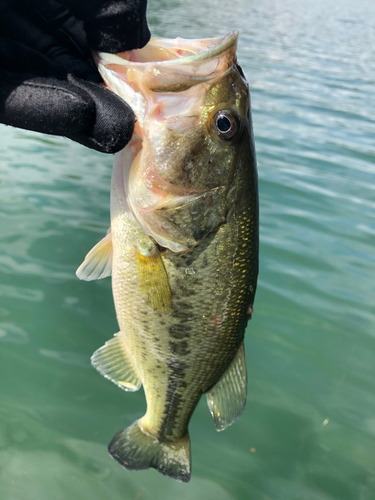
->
[[0, 0, 150, 153]]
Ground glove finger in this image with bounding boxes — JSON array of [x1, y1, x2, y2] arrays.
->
[[59, 0, 151, 52], [0, 72, 134, 153], [0, 3, 100, 82], [0, 37, 68, 80], [19, 0, 92, 58], [66, 77, 135, 153]]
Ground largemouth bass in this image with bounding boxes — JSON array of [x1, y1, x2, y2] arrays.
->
[[77, 31, 258, 482]]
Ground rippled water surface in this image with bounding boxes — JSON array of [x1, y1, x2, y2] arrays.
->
[[1, 0, 375, 499]]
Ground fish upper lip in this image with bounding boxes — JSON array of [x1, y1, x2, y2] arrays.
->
[[96, 31, 238, 69]]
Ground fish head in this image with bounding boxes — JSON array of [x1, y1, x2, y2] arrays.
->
[[97, 32, 254, 252]]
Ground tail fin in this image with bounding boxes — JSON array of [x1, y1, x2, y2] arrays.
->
[[108, 419, 191, 482]]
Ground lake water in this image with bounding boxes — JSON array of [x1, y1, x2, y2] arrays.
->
[[1, 0, 375, 499]]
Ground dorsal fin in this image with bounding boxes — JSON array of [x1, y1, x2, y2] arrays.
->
[[91, 332, 141, 392], [206, 341, 247, 431], [76, 231, 112, 281]]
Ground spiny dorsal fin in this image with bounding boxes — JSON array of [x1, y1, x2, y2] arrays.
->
[[135, 244, 172, 314], [206, 341, 247, 431], [76, 231, 112, 281], [91, 332, 141, 391]]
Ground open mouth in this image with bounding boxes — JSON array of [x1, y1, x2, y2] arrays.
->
[[97, 31, 238, 65], [95, 32, 238, 97]]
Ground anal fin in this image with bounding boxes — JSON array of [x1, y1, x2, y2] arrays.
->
[[206, 341, 247, 431], [76, 230, 112, 281], [91, 332, 141, 391]]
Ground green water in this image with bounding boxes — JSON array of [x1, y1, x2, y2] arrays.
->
[[1, 0, 375, 498]]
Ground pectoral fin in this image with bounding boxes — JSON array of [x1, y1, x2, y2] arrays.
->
[[206, 342, 247, 431], [76, 231, 112, 281], [135, 244, 172, 314], [91, 332, 141, 391]]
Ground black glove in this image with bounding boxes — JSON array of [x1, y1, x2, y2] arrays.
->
[[0, 0, 150, 153]]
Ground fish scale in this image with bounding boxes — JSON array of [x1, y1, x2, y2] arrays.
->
[[77, 32, 258, 482]]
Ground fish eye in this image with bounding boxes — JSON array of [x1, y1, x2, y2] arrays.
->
[[212, 110, 239, 140]]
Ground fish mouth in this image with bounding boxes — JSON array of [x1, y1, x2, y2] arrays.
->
[[117, 31, 238, 66], [96, 31, 238, 68], [95, 32, 238, 96]]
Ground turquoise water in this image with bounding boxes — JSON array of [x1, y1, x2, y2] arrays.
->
[[1, 0, 375, 498]]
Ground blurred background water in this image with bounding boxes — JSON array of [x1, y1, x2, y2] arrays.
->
[[1, 0, 375, 498]]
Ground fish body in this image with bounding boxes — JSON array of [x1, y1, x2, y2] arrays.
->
[[77, 32, 258, 482]]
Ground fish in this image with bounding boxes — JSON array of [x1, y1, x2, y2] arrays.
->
[[76, 31, 258, 482]]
